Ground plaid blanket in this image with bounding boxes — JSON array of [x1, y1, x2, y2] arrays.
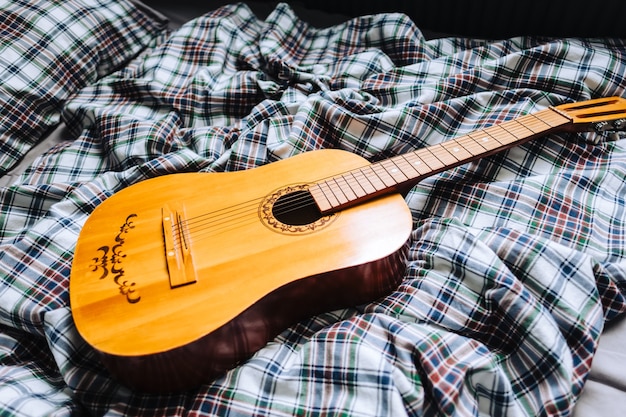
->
[[1, 1, 625, 416]]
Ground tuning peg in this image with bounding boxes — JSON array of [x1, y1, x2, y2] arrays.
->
[[612, 118, 626, 130], [591, 120, 626, 144], [593, 119, 626, 132], [594, 121, 610, 132]]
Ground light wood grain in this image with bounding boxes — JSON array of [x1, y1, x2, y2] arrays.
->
[[70, 149, 413, 357]]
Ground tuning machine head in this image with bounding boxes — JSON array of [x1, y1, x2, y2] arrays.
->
[[594, 118, 626, 132]]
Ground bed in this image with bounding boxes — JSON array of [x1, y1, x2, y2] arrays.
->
[[1, 1, 625, 416]]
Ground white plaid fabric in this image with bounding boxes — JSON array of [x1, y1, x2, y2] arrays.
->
[[0, 3, 625, 416]]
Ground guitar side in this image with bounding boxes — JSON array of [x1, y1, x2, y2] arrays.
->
[[69, 149, 413, 392]]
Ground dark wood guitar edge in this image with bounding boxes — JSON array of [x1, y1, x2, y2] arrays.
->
[[98, 241, 410, 392]]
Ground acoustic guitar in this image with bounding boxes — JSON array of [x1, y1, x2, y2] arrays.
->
[[70, 96, 626, 392]]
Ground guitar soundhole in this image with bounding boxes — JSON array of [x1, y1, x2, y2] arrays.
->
[[272, 190, 322, 225], [259, 185, 337, 235]]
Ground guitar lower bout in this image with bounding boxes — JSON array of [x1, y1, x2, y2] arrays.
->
[[70, 148, 414, 392]]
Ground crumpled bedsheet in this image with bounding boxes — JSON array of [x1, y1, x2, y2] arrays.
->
[[1, 2, 625, 416]]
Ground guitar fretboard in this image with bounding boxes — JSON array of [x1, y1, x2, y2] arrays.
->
[[309, 108, 571, 213]]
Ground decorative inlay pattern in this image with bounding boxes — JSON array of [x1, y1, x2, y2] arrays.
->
[[90, 214, 141, 303], [259, 184, 336, 235]]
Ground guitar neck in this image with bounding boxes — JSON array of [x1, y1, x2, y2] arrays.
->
[[309, 107, 572, 214]]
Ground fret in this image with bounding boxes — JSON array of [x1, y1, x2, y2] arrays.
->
[[334, 176, 358, 201], [500, 119, 535, 138], [541, 108, 571, 127], [370, 164, 398, 187], [344, 173, 368, 198], [379, 159, 409, 183], [440, 141, 474, 161], [428, 144, 460, 166], [328, 179, 349, 205], [454, 135, 484, 156], [319, 181, 340, 207], [483, 125, 513, 145], [523, 112, 559, 132], [358, 166, 387, 191], [520, 115, 551, 133], [417, 147, 446, 171], [392, 155, 420, 178], [308, 182, 334, 212], [402, 153, 430, 176], [466, 131, 498, 151], [351, 168, 379, 194]]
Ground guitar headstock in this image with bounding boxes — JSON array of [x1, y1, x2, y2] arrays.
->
[[554, 96, 626, 133]]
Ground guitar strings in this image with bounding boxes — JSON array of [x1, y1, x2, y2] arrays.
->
[[166, 135, 492, 249], [169, 190, 322, 249], [167, 159, 381, 248], [182, 184, 322, 234], [183, 195, 322, 245], [167, 115, 556, 249]]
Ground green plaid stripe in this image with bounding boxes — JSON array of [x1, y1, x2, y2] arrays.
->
[[0, 2, 625, 416]]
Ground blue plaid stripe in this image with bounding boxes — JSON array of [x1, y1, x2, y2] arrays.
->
[[1, 2, 625, 416], [0, 0, 164, 175], [0, 323, 79, 416]]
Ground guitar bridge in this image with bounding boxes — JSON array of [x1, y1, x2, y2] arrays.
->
[[162, 205, 197, 288]]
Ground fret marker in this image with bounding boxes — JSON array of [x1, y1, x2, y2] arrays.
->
[[391, 168, 399, 173], [452, 147, 460, 152], [482, 137, 489, 142], [414, 161, 421, 165]]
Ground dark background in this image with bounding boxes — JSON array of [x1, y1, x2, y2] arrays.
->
[[143, 0, 626, 39]]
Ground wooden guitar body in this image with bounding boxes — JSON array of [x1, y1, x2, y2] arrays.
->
[[70, 96, 626, 392], [69, 149, 413, 392]]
